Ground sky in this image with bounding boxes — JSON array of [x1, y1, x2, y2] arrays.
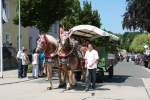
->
[[79, 0, 128, 34]]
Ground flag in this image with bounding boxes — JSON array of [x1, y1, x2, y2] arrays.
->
[[2, 0, 8, 24]]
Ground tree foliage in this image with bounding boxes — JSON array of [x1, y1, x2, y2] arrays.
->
[[129, 34, 149, 52], [122, 0, 150, 32], [60, 0, 102, 30], [13, 0, 73, 32]]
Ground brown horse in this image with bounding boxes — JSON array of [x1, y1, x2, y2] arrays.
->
[[58, 30, 88, 90], [36, 34, 65, 90]]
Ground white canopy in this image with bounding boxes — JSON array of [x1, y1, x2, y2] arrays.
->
[[69, 25, 119, 41]]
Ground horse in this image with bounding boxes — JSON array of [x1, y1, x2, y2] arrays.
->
[[36, 34, 66, 90], [58, 30, 88, 90]]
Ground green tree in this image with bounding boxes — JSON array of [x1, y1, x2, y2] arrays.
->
[[122, 32, 143, 51], [129, 34, 149, 52], [61, 0, 102, 29], [124, 42, 131, 52], [122, 0, 150, 32], [60, 0, 81, 30], [13, 0, 74, 33]]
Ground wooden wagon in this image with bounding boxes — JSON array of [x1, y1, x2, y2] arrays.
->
[[69, 25, 119, 82]]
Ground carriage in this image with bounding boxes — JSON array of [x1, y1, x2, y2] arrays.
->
[[69, 25, 119, 82], [37, 25, 119, 90]]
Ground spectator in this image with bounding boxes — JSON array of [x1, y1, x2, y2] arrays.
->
[[84, 43, 99, 91], [3, 43, 11, 59], [84, 39, 90, 47], [38, 49, 45, 77], [22, 48, 29, 78], [6, 41, 10, 47], [16, 46, 25, 78], [32, 49, 39, 78]]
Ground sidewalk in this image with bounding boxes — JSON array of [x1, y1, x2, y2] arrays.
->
[[0, 69, 33, 85]]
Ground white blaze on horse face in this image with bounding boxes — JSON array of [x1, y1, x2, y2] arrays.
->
[[61, 31, 69, 46]]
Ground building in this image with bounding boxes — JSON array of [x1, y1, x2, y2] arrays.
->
[[28, 21, 60, 54], [4, 0, 60, 54], [3, 0, 29, 51]]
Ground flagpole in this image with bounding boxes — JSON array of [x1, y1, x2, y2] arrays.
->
[[18, 0, 21, 50], [0, 0, 3, 78]]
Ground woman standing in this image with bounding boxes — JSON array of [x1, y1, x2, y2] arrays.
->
[[22, 48, 29, 78], [32, 49, 39, 78]]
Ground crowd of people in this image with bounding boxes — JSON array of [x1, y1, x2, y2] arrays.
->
[[118, 52, 150, 68], [16, 47, 46, 79]]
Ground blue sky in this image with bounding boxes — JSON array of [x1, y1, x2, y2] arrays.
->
[[79, 0, 128, 34]]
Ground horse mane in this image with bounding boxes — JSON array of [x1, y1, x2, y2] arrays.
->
[[46, 34, 58, 47]]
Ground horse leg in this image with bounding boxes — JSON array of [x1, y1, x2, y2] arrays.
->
[[58, 69, 66, 88], [62, 66, 71, 90], [47, 64, 53, 90], [81, 68, 86, 82], [45, 64, 49, 81], [69, 70, 77, 86]]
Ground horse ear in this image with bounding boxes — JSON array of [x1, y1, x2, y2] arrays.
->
[[60, 28, 64, 34], [43, 34, 46, 40], [68, 29, 71, 35], [38, 34, 41, 37]]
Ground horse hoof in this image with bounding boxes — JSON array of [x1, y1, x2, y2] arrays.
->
[[58, 83, 66, 88], [66, 87, 71, 90], [47, 87, 52, 90], [73, 83, 77, 87]]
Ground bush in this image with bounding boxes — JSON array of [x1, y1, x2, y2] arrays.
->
[[27, 63, 33, 73]]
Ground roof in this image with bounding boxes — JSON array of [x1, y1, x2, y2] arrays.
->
[[69, 25, 119, 41]]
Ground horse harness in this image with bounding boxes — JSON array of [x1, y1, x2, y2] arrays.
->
[[58, 45, 84, 66]]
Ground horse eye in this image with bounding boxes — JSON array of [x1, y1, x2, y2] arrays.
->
[[41, 42, 45, 44]]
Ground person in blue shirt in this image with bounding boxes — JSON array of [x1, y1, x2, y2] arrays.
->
[[38, 50, 45, 77]]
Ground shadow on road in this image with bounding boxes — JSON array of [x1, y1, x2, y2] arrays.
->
[[104, 75, 132, 83]]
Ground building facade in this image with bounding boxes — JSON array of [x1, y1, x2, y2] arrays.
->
[[4, 0, 60, 55], [28, 21, 60, 54], [3, 0, 29, 51]]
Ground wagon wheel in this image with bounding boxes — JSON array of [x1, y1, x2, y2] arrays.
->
[[148, 62, 150, 69], [96, 68, 104, 83], [108, 66, 113, 78], [74, 71, 81, 81]]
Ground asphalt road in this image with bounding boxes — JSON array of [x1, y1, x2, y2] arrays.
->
[[28, 60, 150, 88], [1, 60, 150, 100]]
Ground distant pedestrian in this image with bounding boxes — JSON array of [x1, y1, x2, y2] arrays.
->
[[3, 43, 11, 59], [6, 41, 10, 47], [32, 49, 39, 78], [84, 39, 90, 47], [38, 50, 45, 77], [22, 48, 29, 78], [84, 43, 99, 91], [16, 46, 25, 78]]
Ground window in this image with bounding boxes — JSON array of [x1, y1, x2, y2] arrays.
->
[[55, 23, 57, 33], [16, 6, 19, 12], [50, 26, 52, 32], [5, 32, 10, 43], [5, 1, 10, 19], [29, 37, 32, 52]]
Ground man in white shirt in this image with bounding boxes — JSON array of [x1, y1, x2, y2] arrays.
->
[[84, 43, 99, 91], [16, 46, 25, 78]]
